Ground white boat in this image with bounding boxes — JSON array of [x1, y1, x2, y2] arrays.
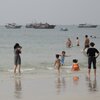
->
[[60, 28, 68, 31], [5, 23, 22, 29], [78, 24, 97, 28]]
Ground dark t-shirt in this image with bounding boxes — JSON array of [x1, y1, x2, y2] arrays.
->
[[87, 47, 99, 57]]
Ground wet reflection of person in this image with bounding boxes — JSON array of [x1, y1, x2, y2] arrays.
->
[[55, 76, 66, 95], [14, 77, 22, 99], [88, 79, 97, 92]]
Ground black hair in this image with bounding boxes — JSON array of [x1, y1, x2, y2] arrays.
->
[[90, 42, 95, 47], [76, 37, 79, 39], [85, 35, 88, 38], [62, 51, 65, 54], [14, 43, 22, 49], [56, 54, 59, 58], [73, 59, 78, 63]]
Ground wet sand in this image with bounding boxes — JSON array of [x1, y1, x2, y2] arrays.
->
[[0, 69, 100, 100]]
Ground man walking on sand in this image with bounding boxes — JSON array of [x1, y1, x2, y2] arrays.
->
[[87, 42, 99, 79]]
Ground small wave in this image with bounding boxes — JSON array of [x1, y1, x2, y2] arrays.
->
[[0, 46, 12, 49], [66, 70, 72, 74], [8, 68, 35, 73], [62, 65, 72, 69], [46, 67, 53, 70]]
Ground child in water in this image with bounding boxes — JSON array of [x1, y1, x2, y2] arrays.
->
[[59, 51, 70, 66], [54, 54, 61, 74], [71, 59, 80, 81], [71, 59, 80, 71]]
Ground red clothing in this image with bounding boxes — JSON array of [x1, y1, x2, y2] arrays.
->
[[72, 63, 80, 71]]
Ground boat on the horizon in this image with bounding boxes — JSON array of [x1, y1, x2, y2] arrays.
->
[[78, 24, 97, 28], [5, 23, 22, 29], [60, 28, 68, 31], [25, 22, 56, 29]]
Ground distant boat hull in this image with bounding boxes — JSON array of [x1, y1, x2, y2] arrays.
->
[[25, 24, 34, 28], [5, 23, 22, 29], [25, 23, 55, 29], [78, 24, 97, 28], [5, 25, 22, 29], [33, 25, 55, 29]]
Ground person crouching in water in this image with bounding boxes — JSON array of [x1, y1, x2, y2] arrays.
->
[[71, 59, 80, 71], [54, 54, 61, 74], [71, 59, 80, 81]]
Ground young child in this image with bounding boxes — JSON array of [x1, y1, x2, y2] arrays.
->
[[71, 59, 80, 81], [59, 51, 69, 66], [71, 59, 80, 71], [54, 54, 61, 74]]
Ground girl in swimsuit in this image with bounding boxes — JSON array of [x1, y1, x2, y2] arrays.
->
[[71, 59, 80, 81], [71, 59, 80, 71]]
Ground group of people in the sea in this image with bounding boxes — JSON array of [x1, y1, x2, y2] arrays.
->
[[54, 35, 99, 80], [13, 34, 99, 80], [66, 36, 80, 48]]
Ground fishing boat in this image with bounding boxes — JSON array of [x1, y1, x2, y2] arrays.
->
[[5, 23, 22, 29], [78, 24, 97, 28], [25, 22, 56, 29]]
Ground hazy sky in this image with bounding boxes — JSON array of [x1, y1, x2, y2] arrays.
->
[[0, 0, 100, 25]]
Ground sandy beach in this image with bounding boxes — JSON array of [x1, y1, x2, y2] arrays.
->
[[0, 68, 100, 100]]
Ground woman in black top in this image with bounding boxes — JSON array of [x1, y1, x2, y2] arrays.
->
[[14, 43, 22, 73]]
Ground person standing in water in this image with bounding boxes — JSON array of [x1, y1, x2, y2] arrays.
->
[[54, 54, 61, 74], [66, 38, 72, 48], [14, 43, 22, 74], [76, 37, 80, 46], [59, 51, 69, 66], [84, 35, 90, 50], [87, 42, 99, 79]]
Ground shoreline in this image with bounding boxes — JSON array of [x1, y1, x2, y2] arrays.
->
[[0, 68, 100, 100]]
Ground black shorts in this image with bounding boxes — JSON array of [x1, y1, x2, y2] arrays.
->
[[88, 57, 96, 69]]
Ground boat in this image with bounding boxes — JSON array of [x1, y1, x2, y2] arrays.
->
[[78, 24, 97, 28], [25, 22, 56, 29], [60, 28, 68, 31], [25, 24, 34, 28], [5, 23, 22, 29]]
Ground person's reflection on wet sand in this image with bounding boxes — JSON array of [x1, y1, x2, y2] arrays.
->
[[55, 76, 66, 94], [14, 77, 22, 99], [88, 79, 97, 92], [73, 76, 79, 85]]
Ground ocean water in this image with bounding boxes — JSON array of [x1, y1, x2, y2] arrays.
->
[[0, 25, 100, 73]]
